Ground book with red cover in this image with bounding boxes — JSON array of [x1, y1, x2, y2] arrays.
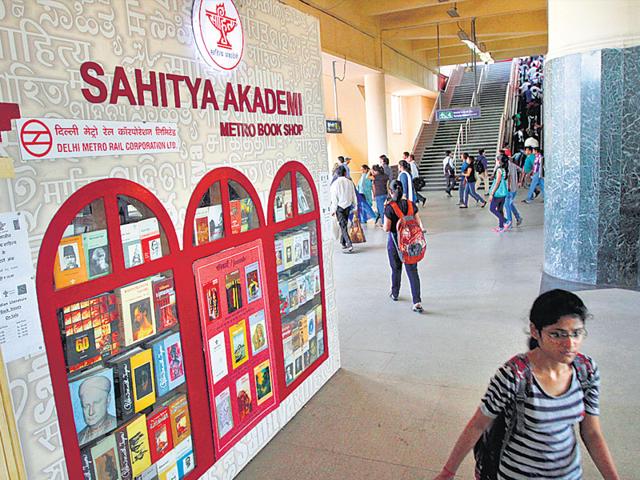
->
[[147, 406, 174, 464], [229, 200, 242, 234], [139, 217, 161, 263], [152, 277, 178, 332]]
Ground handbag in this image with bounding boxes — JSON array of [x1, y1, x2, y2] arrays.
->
[[490, 168, 508, 198], [348, 216, 366, 243]]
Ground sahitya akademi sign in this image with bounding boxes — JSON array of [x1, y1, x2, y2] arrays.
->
[[192, 0, 245, 71], [80, 62, 304, 138]]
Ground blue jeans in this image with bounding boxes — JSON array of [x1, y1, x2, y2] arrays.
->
[[463, 182, 484, 206], [505, 191, 521, 223], [375, 195, 386, 223], [387, 234, 421, 304], [458, 176, 466, 203], [527, 172, 544, 200]]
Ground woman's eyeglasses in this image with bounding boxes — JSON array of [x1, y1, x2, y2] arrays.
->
[[544, 328, 588, 342]]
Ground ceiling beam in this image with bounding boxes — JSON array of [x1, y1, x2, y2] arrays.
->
[[422, 34, 548, 57], [359, 0, 462, 17], [438, 44, 547, 66], [379, 0, 546, 30], [383, 11, 546, 40]]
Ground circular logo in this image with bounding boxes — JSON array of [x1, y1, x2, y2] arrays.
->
[[20, 119, 53, 158], [193, 0, 244, 71]]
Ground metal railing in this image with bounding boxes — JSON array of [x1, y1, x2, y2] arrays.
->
[[452, 65, 486, 165], [497, 59, 520, 156]]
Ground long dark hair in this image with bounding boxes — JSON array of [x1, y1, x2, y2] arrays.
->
[[528, 289, 589, 350], [500, 154, 509, 176], [388, 180, 403, 203]]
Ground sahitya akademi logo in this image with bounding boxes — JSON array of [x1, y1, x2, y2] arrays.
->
[[193, 0, 244, 71]]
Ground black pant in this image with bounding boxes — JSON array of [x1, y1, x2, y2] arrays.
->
[[387, 235, 421, 304], [445, 174, 456, 194], [336, 206, 352, 248]]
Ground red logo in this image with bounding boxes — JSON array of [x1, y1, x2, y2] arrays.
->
[[19, 119, 53, 158], [193, 0, 244, 71]]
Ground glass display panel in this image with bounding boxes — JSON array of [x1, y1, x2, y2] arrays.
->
[[227, 181, 259, 234], [118, 196, 169, 269], [272, 174, 294, 223], [60, 269, 196, 478], [295, 173, 315, 215], [193, 182, 225, 246], [54, 199, 110, 290], [274, 221, 324, 386]]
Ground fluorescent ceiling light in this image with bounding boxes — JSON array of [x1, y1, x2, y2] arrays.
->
[[457, 30, 469, 41], [446, 4, 459, 17]]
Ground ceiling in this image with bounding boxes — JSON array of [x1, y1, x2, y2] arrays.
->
[[285, 0, 547, 68]]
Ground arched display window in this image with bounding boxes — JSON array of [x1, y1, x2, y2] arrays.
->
[[183, 168, 279, 459], [36, 180, 212, 480], [267, 162, 329, 399]]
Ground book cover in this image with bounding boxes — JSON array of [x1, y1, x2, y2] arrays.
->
[[203, 279, 221, 322], [302, 230, 311, 261], [303, 342, 311, 369], [139, 217, 162, 263], [309, 335, 318, 361], [283, 236, 294, 270], [294, 351, 303, 377], [274, 239, 284, 273], [150, 335, 171, 398], [139, 464, 159, 480], [313, 266, 321, 295], [293, 233, 304, 265], [317, 330, 325, 357], [315, 304, 323, 332], [283, 190, 293, 219], [83, 229, 111, 280], [165, 332, 185, 390], [194, 207, 210, 246], [274, 190, 286, 222], [215, 388, 234, 438], [156, 449, 178, 480], [115, 425, 133, 480], [283, 324, 294, 385], [147, 406, 173, 463], [229, 320, 248, 370], [307, 309, 316, 340], [310, 227, 318, 258], [208, 331, 228, 384], [208, 204, 224, 240], [69, 367, 117, 446], [109, 348, 139, 421], [229, 199, 242, 234], [167, 393, 191, 445], [236, 373, 253, 422], [297, 186, 311, 214], [54, 234, 88, 288], [116, 279, 156, 346], [80, 447, 96, 480], [225, 270, 243, 314], [244, 261, 261, 304], [126, 414, 151, 478], [240, 197, 253, 232], [278, 279, 289, 316], [296, 275, 307, 306], [254, 360, 273, 405], [175, 436, 195, 478], [305, 271, 314, 302], [287, 278, 298, 312], [249, 310, 268, 355], [90, 433, 121, 480], [298, 315, 309, 346], [131, 348, 156, 412], [152, 277, 179, 332], [121, 222, 143, 269]]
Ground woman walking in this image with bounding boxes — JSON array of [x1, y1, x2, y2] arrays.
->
[[355, 165, 376, 224], [504, 155, 523, 229], [434, 289, 620, 480], [488, 155, 509, 232], [371, 165, 389, 226], [383, 180, 423, 313], [460, 155, 487, 209]]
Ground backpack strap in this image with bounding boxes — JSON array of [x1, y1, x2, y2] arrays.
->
[[389, 201, 404, 219], [406, 201, 414, 217], [573, 352, 595, 390], [500, 354, 532, 455]]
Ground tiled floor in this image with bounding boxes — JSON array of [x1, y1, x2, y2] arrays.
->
[[236, 191, 640, 479]]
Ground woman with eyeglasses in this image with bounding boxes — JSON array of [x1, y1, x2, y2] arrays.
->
[[434, 289, 620, 480]]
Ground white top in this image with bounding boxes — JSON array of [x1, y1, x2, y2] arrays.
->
[[409, 161, 420, 179], [330, 176, 357, 212], [442, 155, 454, 174], [524, 137, 540, 148]]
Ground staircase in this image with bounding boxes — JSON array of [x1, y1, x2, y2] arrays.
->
[[417, 62, 512, 191]]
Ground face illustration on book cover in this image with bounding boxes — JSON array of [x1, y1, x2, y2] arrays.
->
[[303, 238, 310, 259], [60, 242, 80, 271], [204, 279, 221, 321], [244, 262, 261, 303], [127, 243, 143, 267], [254, 360, 272, 405], [249, 310, 267, 355], [148, 238, 161, 260], [131, 299, 154, 341], [69, 369, 117, 446], [276, 248, 283, 269], [167, 342, 184, 381], [225, 270, 243, 314], [134, 363, 153, 399], [285, 363, 294, 384], [235, 374, 253, 421], [88, 246, 110, 277], [285, 245, 292, 263]]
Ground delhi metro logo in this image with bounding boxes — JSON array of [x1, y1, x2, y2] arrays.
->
[[193, 0, 244, 71]]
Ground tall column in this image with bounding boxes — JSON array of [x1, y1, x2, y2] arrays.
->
[[364, 73, 389, 166], [544, 0, 640, 289]]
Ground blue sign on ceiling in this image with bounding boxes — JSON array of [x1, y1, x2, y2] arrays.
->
[[435, 107, 481, 121]]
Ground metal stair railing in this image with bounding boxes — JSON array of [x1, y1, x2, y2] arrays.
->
[[452, 66, 486, 165], [497, 59, 519, 156]]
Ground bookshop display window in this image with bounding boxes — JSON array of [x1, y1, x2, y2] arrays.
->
[[272, 172, 294, 222], [37, 181, 202, 480], [268, 162, 329, 398], [184, 168, 278, 459]]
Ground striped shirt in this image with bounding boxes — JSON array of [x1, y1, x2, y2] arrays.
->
[[480, 356, 600, 480]]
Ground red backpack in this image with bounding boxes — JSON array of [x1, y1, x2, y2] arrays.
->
[[389, 201, 426, 264]]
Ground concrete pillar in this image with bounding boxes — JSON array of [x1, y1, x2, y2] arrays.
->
[[544, 0, 640, 289], [364, 73, 388, 166]]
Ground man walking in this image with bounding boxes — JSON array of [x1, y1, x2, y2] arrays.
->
[[523, 147, 544, 203], [443, 150, 456, 197], [476, 149, 490, 194], [458, 153, 470, 205], [330, 166, 358, 253], [407, 153, 426, 206]]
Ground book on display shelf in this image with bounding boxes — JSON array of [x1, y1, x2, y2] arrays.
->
[[147, 406, 174, 463], [54, 234, 89, 288], [317, 330, 325, 357], [165, 393, 191, 445], [116, 279, 157, 346], [313, 266, 321, 295], [109, 347, 141, 422], [274, 239, 284, 272], [120, 222, 143, 269], [149, 331, 185, 397], [68, 366, 117, 446], [208, 204, 224, 240], [130, 348, 156, 413], [156, 449, 178, 480], [207, 331, 228, 384], [287, 278, 298, 312], [296, 275, 307, 307], [194, 207, 210, 246], [83, 229, 111, 280], [80, 447, 96, 480], [138, 463, 158, 480], [125, 414, 152, 477], [114, 425, 134, 480], [175, 436, 195, 478], [229, 200, 242, 234], [293, 233, 304, 265], [90, 433, 122, 479], [254, 360, 273, 405], [225, 270, 243, 314], [278, 279, 289, 316], [283, 235, 294, 270], [235, 373, 253, 422], [152, 276, 179, 332], [215, 388, 233, 438], [229, 320, 248, 370], [240, 198, 253, 232], [302, 230, 311, 261], [274, 190, 286, 222], [203, 278, 222, 322], [244, 261, 262, 304], [283, 190, 293, 219], [249, 310, 268, 355], [297, 187, 311, 214], [139, 217, 162, 263]]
